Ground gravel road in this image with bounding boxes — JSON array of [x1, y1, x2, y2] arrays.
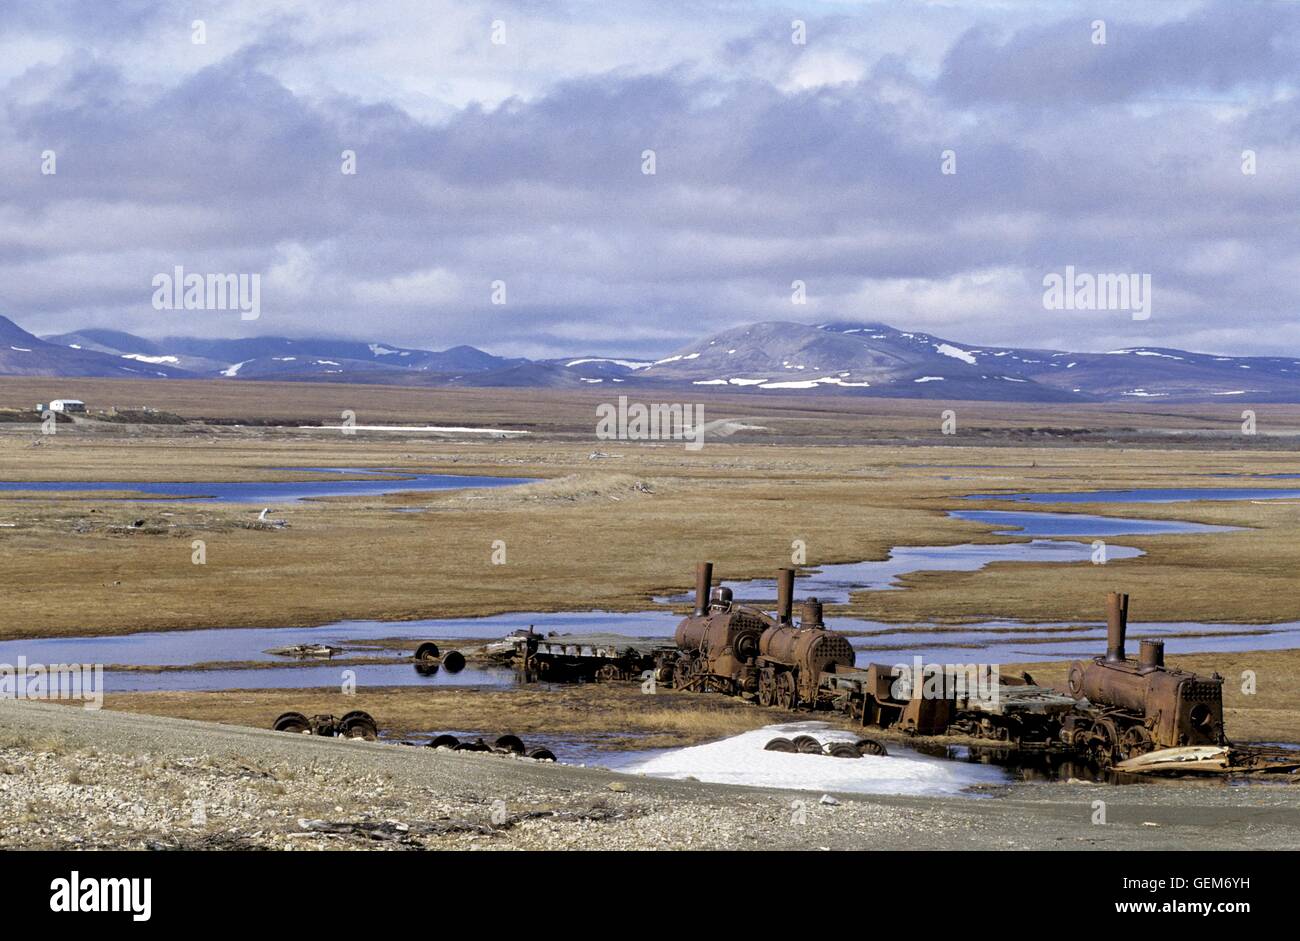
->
[[1, 699, 1297, 850]]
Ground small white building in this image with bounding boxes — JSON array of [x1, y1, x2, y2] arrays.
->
[[46, 399, 87, 414]]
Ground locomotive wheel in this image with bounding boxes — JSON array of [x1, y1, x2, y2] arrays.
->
[[827, 742, 861, 759], [775, 671, 797, 710], [493, 734, 526, 754], [272, 711, 311, 734], [413, 641, 440, 661], [854, 738, 889, 757], [757, 672, 776, 707], [427, 734, 460, 750], [792, 735, 822, 754], [595, 664, 622, 683], [441, 650, 466, 673], [672, 658, 695, 690], [338, 710, 378, 740], [764, 737, 796, 752], [526, 746, 556, 761], [1092, 719, 1120, 768], [1120, 725, 1153, 761]]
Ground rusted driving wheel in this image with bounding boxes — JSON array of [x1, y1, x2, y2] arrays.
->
[[272, 711, 310, 734], [1093, 719, 1119, 768], [775, 671, 797, 710], [827, 742, 861, 759], [757, 671, 776, 707], [764, 737, 796, 752], [1120, 725, 1153, 761]]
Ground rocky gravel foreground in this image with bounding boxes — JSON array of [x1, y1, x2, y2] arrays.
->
[[2, 699, 1299, 851]]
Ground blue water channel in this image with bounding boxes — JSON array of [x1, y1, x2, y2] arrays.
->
[[0, 466, 538, 503]]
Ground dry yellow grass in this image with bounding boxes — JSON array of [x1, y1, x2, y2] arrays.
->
[[3, 427, 1300, 637]]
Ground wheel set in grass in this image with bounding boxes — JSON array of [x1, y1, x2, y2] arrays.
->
[[763, 736, 888, 758]]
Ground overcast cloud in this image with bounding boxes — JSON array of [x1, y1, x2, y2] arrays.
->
[[2, 0, 1298, 358]]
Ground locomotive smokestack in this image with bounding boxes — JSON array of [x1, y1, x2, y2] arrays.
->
[[1105, 591, 1130, 663], [1138, 639, 1164, 672], [776, 568, 795, 624], [694, 561, 714, 616]]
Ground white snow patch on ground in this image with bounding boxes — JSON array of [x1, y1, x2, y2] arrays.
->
[[755, 376, 870, 390], [914, 376, 944, 383], [619, 722, 1005, 797], [220, 360, 250, 376], [9, 346, 31, 352], [935, 343, 976, 364], [565, 358, 652, 369], [1211, 390, 1246, 395], [121, 353, 179, 364]]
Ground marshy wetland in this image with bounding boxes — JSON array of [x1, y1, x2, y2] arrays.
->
[[2, 382, 1300, 814]]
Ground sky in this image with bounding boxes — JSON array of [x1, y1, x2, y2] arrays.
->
[[1, 0, 1298, 359]]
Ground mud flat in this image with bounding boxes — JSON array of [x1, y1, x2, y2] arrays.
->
[[3, 699, 1299, 851]]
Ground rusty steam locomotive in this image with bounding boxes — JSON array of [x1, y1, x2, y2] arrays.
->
[[1061, 591, 1225, 764], [661, 562, 1228, 765]]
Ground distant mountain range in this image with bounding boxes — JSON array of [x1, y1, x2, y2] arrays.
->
[[2, 314, 1298, 402]]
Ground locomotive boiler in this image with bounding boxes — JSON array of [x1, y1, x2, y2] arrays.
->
[[1064, 591, 1225, 764]]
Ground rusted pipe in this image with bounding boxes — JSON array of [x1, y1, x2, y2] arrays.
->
[[1105, 591, 1129, 662], [776, 567, 795, 624], [694, 561, 714, 616]]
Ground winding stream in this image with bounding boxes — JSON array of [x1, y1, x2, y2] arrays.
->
[[1, 478, 1294, 692]]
